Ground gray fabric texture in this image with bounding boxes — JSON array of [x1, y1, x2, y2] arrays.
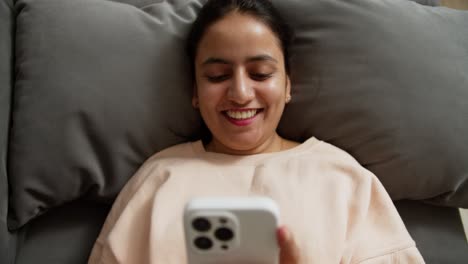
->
[[9, 202, 468, 264], [0, 0, 15, 263], [395, 201, 468, 263], [11, 201, 467, 264], [274, 0, 468, 206], [412, 0, 440, 6], [8, 0, 468, 230], [9, 0, 203, 229], [13, 201, 110, 264]]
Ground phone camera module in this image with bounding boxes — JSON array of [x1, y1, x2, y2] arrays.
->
[[192, 217, 211, 232], [194, 236, 213, 250], [214, 227, 234, 241]]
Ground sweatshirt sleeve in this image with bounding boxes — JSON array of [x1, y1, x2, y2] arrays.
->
[[358, 247, 425, 263], [343, 168, 425, 264], [87, 155, 169, 264]]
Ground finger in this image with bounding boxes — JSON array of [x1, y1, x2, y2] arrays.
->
[[277, 226, 300, 264]]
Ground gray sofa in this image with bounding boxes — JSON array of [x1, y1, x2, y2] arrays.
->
[[1, 0, 468, 263]]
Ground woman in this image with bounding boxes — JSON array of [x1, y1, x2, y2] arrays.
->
[[88, 0, 424, 263]]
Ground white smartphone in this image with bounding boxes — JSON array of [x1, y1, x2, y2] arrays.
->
[[183, 196, 280, 264]]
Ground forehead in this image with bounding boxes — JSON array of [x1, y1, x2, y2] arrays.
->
[[196, 12, 284, 64]]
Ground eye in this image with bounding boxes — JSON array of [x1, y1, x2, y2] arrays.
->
[[250, 73, 272, 81], [206, 74, 229, 83]]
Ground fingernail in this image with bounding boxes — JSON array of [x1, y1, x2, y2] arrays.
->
[[278, 226, 289, 241]]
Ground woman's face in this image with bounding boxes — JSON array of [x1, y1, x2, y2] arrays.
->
[[193, 12, 290, 155]]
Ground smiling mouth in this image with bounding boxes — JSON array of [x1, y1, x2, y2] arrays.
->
[[223, 109, 264, 120]]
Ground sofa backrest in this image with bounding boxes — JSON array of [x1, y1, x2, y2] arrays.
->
[[0, 0, 15, 263]]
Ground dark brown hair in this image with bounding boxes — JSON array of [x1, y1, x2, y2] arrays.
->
[[186, 0, 294, 79]]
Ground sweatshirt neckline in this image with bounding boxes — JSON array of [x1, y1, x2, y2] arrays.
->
[[191, 137, 320, 164]]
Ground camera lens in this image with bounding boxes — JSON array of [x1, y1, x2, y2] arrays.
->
[[192, 217, 211, 232], [214, 227, 234, 241], [194, 236, 213, 250]]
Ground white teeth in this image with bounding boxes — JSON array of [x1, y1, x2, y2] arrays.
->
[[226, 109, 258, 120]]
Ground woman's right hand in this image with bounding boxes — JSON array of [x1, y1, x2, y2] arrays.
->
[[277, 226, 300, 264]]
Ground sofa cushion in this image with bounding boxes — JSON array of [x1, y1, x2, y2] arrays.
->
[[274, 0, 468, 207], [8, 0, 203, 229], [395, 200, 468, 262], [412, 0, 439, 5], [14, 201, 110, 264], [1, 0, 15, 262], [8, 0, 468, 229]]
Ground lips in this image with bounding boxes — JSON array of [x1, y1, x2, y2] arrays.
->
[[222, 108, 263, 126], [225, 109, 258, 120]]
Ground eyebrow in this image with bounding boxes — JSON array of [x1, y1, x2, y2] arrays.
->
[[201, 54, 278, 66], [246, 55, 278, 64], [202, 57, 230, 66]]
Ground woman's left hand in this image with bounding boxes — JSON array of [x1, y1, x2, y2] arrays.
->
[[277, 226, 300, 264]]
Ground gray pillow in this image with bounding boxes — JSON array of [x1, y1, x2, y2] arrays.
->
[[275, 0, 468, 206], [8, 0, 468, 230], [8, 0, 203, 230], [412, 0, 439, 6]]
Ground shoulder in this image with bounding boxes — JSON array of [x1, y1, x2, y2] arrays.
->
[[297, 138, 374, 179], [287, 137, 360, 164], [119, 141, 200, 194], [151, 140, 198, 160], [292, 139, 383, 203], [137, 140, 200, 169], [310, 139, 363, 166], [121, 142, 193, 181]]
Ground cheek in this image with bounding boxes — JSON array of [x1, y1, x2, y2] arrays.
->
[[197, 84, 225, 108], [260, 79, 287, 104]]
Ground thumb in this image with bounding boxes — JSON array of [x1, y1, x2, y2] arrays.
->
[[277, 226, 300, 264]]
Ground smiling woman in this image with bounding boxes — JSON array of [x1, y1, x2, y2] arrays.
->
[[88, 1, 425, 263], [186, 0, 296, 155], [191, 11, 294, 155]]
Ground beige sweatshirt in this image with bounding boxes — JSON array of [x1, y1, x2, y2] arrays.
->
[[88, 137, 425, 263]]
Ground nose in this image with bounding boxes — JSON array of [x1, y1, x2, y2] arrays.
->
[[227, 70, 254, 105]]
